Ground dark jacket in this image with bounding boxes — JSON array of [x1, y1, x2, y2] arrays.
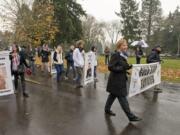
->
[[106, 52, 132, 97], [28, 49, 36, 61], [41, 50, 50, 63], [147, 50, 161, 63], [10, 51, 29, 74], [65, 50, 74, 63], [135, 50, 143, 58]]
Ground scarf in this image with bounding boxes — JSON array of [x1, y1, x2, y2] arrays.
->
[[12, 53, 20, 71]]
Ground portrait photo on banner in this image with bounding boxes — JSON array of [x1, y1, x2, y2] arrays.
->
[[0, 65, 7, 90], [83, 52, 95, 85]]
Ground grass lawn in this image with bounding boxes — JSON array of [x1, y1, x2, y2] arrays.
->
[[98, 56, 180, 83], [35, 55, 180, 83]]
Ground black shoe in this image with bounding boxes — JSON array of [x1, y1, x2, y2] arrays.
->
[[23, 93, 29, 98], [76, 85, 83, 88], [105, 110, 116, 116], [154, 89, 163, 93], [129, 116, 142, 122]]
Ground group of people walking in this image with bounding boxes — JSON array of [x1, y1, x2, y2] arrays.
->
[[9, 38, 162, 123], [9, 40, 98, 98], [53, 40, 98, 88]]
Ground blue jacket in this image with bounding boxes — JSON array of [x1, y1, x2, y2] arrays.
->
[[65, 50, 74, 63]]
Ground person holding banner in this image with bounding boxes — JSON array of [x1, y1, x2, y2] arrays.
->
[[73, 40, 85, 88], [90, 46, 98, 81], [53, 45, 64, 82], [10, 44, 30, 98], [147, 46, 162, 93], [104, 39, 141, 122]]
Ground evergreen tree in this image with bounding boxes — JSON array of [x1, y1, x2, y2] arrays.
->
[[117, 0, 140, 43], [150, 7, 180, 55], [141, 0, 162, 45], [53, 0, 86, 44]]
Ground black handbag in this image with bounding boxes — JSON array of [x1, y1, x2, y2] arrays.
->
[[17, 64, 25, 73]]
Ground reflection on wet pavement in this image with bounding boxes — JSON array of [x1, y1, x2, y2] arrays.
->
[[0, 73, 180, 135]]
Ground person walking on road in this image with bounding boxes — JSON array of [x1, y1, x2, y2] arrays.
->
[[53, 45, 64, 82], [65, 45, 76, 80], [104, 39, 142, 122], [90, 46, 98, 81], [10, 44, 30, 98], [27, 44, 36, 75], [73, 40, 85, 88], [147, 46, 162, 93], [41, 44, 50, 75], [104, 46, 110, 65]]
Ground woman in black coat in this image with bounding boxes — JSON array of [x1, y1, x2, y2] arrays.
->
[[104, 39, 141, 122]]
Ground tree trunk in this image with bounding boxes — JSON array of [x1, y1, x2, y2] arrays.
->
[[147, 0, 153, 45], [177, 35, 180, 56]]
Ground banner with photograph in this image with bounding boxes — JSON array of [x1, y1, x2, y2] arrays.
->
[[83, 52, 95, 85], [129, 63, 161, 97], [0, 51, 14, 96]]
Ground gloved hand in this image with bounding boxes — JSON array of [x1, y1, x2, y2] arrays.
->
[[125, 64, 133, 70]]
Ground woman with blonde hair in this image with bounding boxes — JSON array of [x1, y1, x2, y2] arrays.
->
[[53, 45, 64, 82], [104, 39, 141, 122]]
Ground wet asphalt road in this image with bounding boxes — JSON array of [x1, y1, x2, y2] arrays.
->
[[0, 73, 180, 135]]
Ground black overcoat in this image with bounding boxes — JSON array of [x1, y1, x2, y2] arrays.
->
[[106, 52, 132, 97]]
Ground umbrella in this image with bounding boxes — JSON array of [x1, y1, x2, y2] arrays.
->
[[131, 40, 149, 48]]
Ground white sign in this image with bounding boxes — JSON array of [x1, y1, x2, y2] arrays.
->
[[50, 51, 57, 74], [0, 51, 14, 96], [83, 52, 95, 85], [129, 63, 161, 97]]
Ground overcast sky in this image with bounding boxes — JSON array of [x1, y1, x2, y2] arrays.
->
[[77, 0, 180, 21], [1, 0, 180, 31]]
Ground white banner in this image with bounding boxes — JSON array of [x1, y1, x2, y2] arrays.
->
[[0, 51, 14, 96], [50, 51, 56, 74], [129, 63, 161, 97], [83, 52, 95, 85]]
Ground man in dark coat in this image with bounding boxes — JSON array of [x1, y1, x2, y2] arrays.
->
[[147, 46, 162, 93], [147, 46, 162, 63], [65, 45, 76, 80], [104, 39, 141, 122], [41, 44, 50, 74], [135, 47, 143, 64]]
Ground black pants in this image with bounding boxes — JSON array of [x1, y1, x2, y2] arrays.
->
[[66, 62, 76, 78], [13, 71, 26, 93], [136, 57, 141, 64], [105, 55, 110, 65], [105, 94, 135, 119], [75, 67, 83, 86]]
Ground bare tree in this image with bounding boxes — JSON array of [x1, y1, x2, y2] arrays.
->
[[82, 15, 106, 50], [104, 20, 121, 46], [0, 0, 33, 31]]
